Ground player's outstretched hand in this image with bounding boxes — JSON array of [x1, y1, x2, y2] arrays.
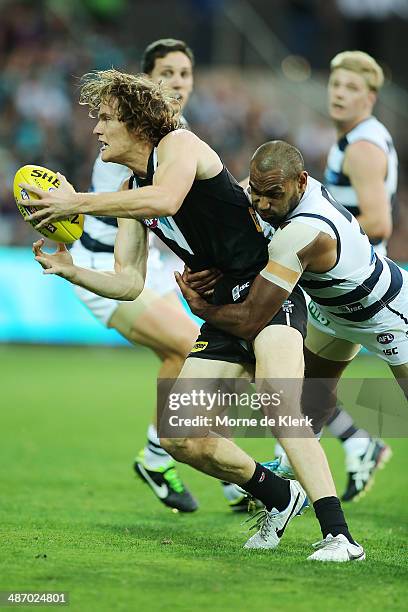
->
[[175, 271, 207, 316], [19, 173, 78, 229], [182, 266, 222, 297], [33, 238, 75, 280]]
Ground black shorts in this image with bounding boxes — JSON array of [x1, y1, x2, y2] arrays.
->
[[188, 285, 307, 364]]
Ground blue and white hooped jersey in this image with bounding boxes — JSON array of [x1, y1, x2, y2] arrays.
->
[[285, 176, 403, 324], [79, 156, 128, 253], [324, 116, 398, 255]]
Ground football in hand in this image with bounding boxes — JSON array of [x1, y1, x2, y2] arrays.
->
[[13, 165, 84, 243]]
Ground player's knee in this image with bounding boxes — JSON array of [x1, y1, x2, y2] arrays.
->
[[166, 333, 196, 361], [163, 350, 187, 369]]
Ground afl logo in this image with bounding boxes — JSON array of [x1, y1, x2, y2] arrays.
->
[[143, 218, 158, 229], [377, 333, 394, 345]]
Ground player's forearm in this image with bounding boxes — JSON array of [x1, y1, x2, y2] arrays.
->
[[70, 266, 143, 301], [183, 273, 285, 340], [73, 186, 179, 219], [192, 300, 269, 341]]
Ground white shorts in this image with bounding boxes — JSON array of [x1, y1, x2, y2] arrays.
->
[[70, 241, 184, 326], [306, 268, 408, 366]]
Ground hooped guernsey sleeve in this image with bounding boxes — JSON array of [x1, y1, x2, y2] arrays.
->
[[260, 220, 330, 292]]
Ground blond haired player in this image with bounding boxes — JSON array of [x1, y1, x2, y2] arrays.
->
[[70, 39, 250, 513], [326, 51, 395, 252], [69, 39, 200, 513], [322, 51, 396, 500]]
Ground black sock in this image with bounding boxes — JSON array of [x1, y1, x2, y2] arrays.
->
[[313, 496, 356, 544], [241, 462, 291, 511]]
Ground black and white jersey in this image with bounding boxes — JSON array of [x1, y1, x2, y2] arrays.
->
[[132, 148, 269, 305], [79, 117, 190, 254], [324, 116, 398, 255]]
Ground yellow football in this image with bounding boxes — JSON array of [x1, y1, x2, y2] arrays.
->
[[13, 165, 84, 243]]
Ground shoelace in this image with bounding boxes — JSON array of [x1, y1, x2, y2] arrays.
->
[[164, 467, 185, 494], [243, 509, 278, 540], [312, 537, 341, 551]]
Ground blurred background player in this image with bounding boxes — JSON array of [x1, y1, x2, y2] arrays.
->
[[323, 51, 395, 501], [70, 39, 200, 513]]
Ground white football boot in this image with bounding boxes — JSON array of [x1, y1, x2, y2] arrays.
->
[[307, 533, 365, 562], [244, 480, 307, 549]]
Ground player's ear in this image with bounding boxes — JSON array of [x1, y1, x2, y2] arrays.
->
[[368, 90, 377, 108], [298, 171, 308, 190]]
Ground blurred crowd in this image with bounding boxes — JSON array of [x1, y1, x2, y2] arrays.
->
[[0, 0, 407, 259]]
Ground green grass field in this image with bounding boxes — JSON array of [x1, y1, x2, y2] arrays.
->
[[1, 345, 407, 611]]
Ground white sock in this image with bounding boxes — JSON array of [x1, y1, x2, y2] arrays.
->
[[343, 432, 371, 457], [143, 424, 173, 469], [327, 407, 355, 438]]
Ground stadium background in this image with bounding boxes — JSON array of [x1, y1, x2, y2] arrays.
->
[[1, 2, 407, 611], [1, 0, 408, 343]]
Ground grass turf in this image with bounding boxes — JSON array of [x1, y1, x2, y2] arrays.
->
[[1, 345, 407, 611]]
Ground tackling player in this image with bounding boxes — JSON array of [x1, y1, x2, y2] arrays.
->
[[23, 72, 361, 561], [177, 140, 408, 559]]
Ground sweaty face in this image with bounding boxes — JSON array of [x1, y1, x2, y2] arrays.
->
[[149, 51, 193, 111], [328, 68, 375, 126], [249, 168, 305, 226], [93, 100, 138, 164]]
